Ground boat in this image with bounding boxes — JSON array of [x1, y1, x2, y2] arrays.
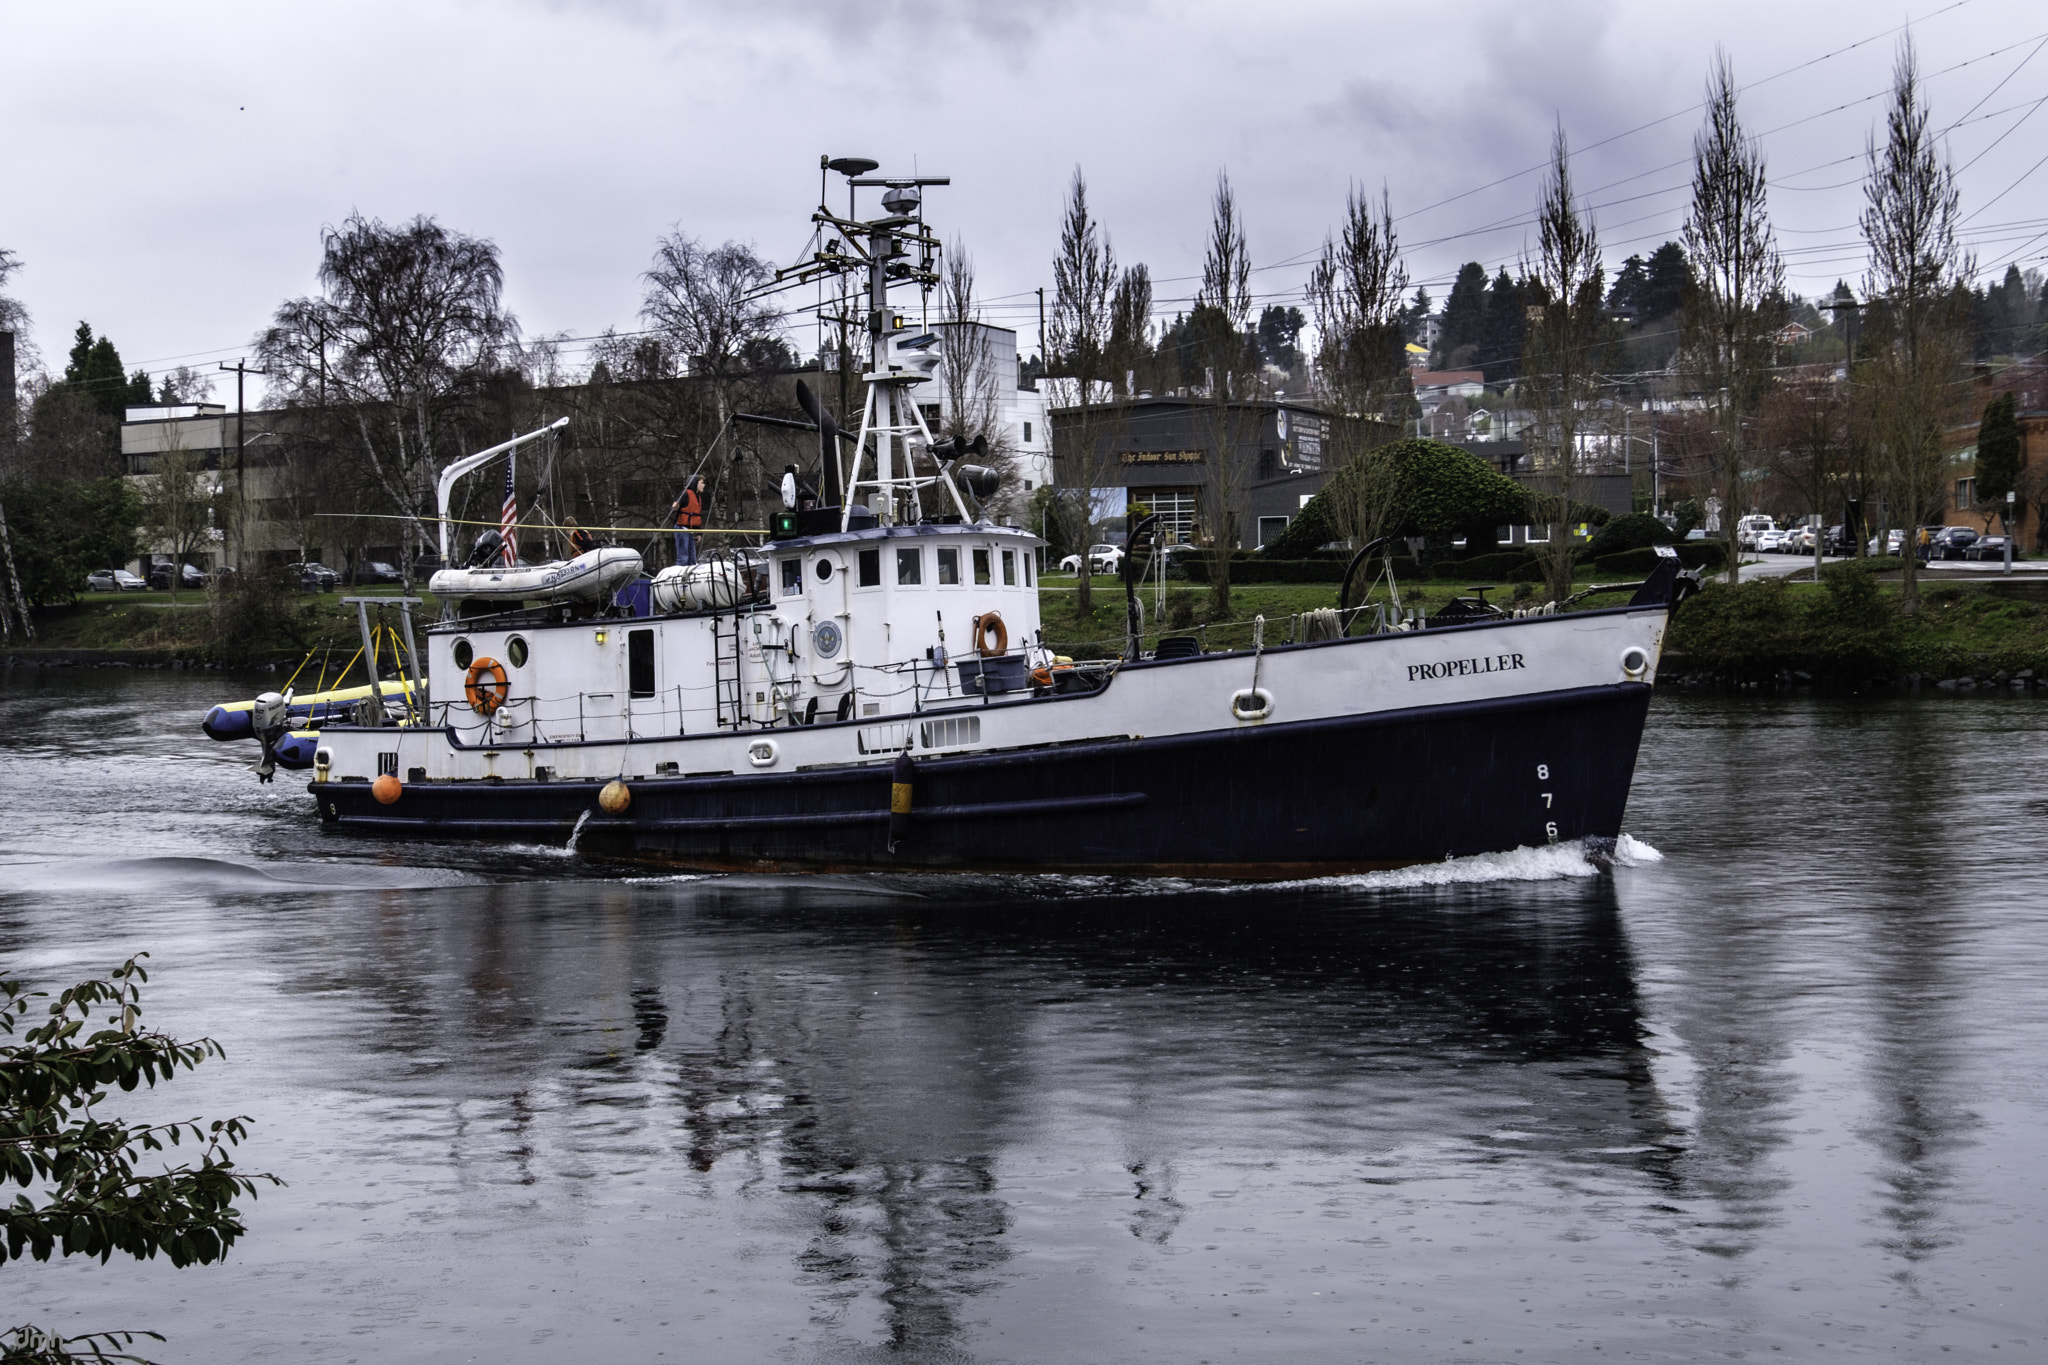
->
[[427, 546, 644, 605], [220, 160, 1686, 877]]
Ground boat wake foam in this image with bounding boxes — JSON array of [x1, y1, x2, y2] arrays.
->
[[1305, 834, 1666, 892], [3, 855, 483, 895]]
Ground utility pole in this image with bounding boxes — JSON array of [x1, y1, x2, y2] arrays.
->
[[219, 359, 270, 570], [1037, 287, 1046, 376]]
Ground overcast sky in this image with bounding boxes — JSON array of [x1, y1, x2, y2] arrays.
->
[[3, 0, 2044, 404]]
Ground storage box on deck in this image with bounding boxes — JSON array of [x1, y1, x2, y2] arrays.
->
[[956, 654, 1028, 695]]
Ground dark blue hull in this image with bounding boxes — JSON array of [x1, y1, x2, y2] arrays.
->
[[311, 682, 1654, 877]]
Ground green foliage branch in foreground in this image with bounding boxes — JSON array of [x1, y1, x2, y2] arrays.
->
[[1, 956, 278, 1364]]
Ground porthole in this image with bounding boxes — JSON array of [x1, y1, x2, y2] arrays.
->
[[815, 558, 834, 581], [452, 638, 474, 670], [506, 635, 529, 668]]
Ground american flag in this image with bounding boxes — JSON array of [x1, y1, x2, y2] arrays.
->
[[499, 450, 518, 566]]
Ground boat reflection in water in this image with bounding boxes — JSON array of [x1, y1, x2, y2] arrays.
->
[[211, 866, 1672, 1355]]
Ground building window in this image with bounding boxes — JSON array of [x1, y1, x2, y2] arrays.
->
[[1258, 449, 1278, 479], [1256, 516, 1290, 548], [1023, 479, 1033, 491], [1023, 421, 1033, 443], [919, 404, 941, 425], [936, 547, 960, 584], [896, 547, 922, 585], [973, 548, 992, 585], [858, 548, 880, 586], [1956, 477, 1976, 509], [1002, 549, 1016, 585]]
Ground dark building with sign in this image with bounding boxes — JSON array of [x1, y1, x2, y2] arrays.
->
[[1049, 396, 1380, 548]]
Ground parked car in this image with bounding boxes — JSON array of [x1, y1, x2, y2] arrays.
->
[[1787, 526, 1817, 553], [1927, 526, 1979, 560], [1684, 528, 1708, 542], [147, 563, 208, 591], [1057, 543, 1123, 575], [292, 561, 341, 591], [1962, 535, 2025, 561], [1866, 529, 1906, 556], [351, 560, 403, 585], [1755, 529, 1786, 553], [85, 568, 146, 592], [1735, 515, 1776, 552], [1824, 524, 1856, 556]]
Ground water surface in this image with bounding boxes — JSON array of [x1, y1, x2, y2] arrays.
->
[[3, 669, 2044, 1361]]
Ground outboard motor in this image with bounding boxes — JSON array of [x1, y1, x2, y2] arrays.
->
[[249, 688, 293, 784], [467, 528, 504, 569]]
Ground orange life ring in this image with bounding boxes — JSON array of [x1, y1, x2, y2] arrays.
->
[[1029, 665, 1052, 688], [465, 657, 510, 715], [973, 611, 1008, 656]]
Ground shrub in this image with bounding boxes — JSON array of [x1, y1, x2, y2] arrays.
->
[[1585, 511, 1678, 559]]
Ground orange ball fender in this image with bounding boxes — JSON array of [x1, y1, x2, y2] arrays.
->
[[371, 773, 402, 805], [465, 658, 510, 715], [599, 779, 632, 815]]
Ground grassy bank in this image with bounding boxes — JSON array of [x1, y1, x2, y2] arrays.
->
[[8, 585, 427, 669], [1665, 566, 2048, 688]]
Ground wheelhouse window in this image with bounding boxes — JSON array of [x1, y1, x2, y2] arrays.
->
[[1023, 554, 1033, 586], [1001, 549, 1016, 585], [896, 547, 923, 585], [628, 629, 655, 697], [780, 559, 803, 595], [936, 547, 960, 584], [858, 548, 880, 586], [973, 548, 991, 585]]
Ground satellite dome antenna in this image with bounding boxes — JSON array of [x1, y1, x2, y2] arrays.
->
[[823, 155, 880, 216]]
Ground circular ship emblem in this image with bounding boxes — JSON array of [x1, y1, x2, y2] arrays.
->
[[813, 620, 843, 658]]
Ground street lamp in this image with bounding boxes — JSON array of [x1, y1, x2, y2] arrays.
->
[[2006, 489, 2016, 576]]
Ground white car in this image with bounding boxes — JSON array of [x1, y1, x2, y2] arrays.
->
[[1755, 529, 1786, 553], [86, 568, 146, 592], [1058, 543, 1124, 574], [1866, 529, 1905, 555]]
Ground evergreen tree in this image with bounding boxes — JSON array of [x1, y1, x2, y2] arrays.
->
[[1606, 253, 1649, 318], [1436, 263, 1490, 363], [1641, 241, 1693, 320], [1474, 268, 1524, 383], [59, 322, 150, 418], [1976, 391, 2020, 515], [1255, 304, 1304, 373]]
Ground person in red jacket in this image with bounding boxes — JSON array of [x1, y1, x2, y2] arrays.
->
[[670, 476, 705, 566]]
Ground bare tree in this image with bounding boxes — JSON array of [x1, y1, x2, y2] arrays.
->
[[1192, 170, 1262, 617], [256, 213, 517, 578], [1308, 184, 1412, 554], [1106, 263, 1155, 399], [934, 242, 1021, 517], [1520, 126, 1608, 605], [1046, 167, 1121, 616], [1681, 53, 1787, 585], [1859, 37, 1972, 612], [139, 434, 228, 601]]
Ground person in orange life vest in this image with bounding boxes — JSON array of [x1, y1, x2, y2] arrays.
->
[[564, 518, 596, 558], [670, 476, 706, 566]]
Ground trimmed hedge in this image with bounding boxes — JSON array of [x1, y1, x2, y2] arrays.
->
[[1594, 544, 1727, 575], [1179, 557, 1349, 583]]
